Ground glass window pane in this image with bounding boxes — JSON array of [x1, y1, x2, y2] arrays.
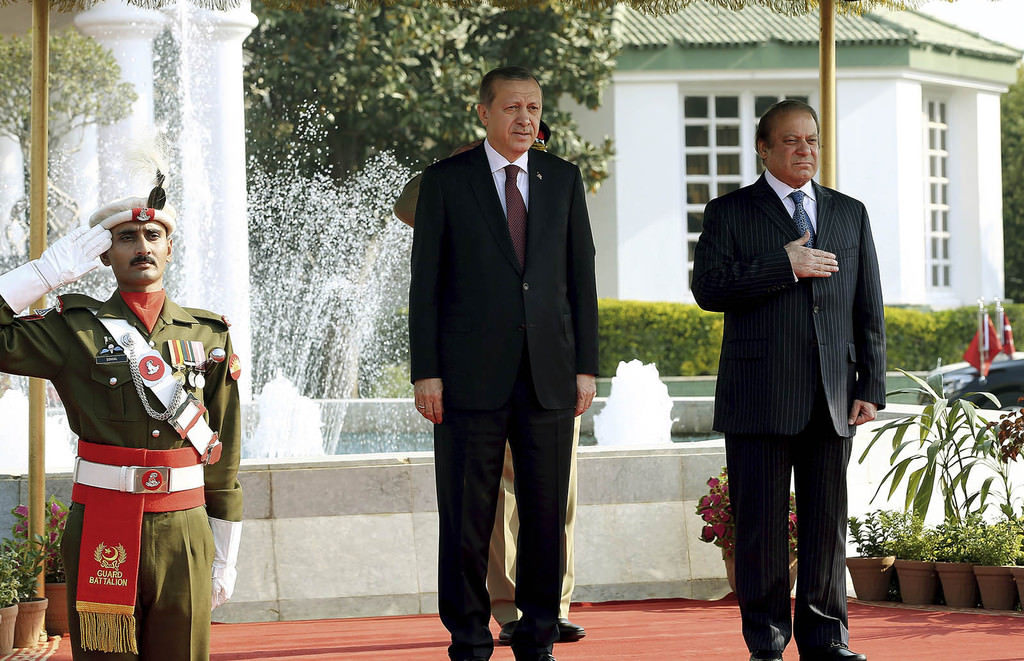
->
[[942, 238, 949, 259], [686, 153, 709, 175], [715, 96, 739, 118], [718, 181, 740, 196], [684, 96, 708, 118], [932, 265, 939, 286], [939, 103, 946, 124], [940, 130, 946, 151], [718, 153, 740, 175], [943, 265, 950, 285], [687, 212, 704, 233], [717, 125, 740, 146], [687, 183, 710, 205], [686, 125, 709, 147], [755, 95, 777, 117]]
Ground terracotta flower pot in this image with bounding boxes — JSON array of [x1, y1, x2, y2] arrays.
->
[[846, 556, 895, 601], [893, 559, 938, 605], [0, 603, 19, 655], [44, 583, 69, 636], [935, 562, 978, 608], [974, 565, 1018, 611], [13, 597, 47, 648], [1011, 567, 1024, 608]]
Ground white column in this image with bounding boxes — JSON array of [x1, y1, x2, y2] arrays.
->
[[74, 0, 166, 202], [613, 82, 687, 302], [168, 0, 257, 401], [0, 135, 25, 256]]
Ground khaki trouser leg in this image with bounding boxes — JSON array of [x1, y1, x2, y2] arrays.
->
[[488, 417, 580, 625], [62, 504, 214, 661]]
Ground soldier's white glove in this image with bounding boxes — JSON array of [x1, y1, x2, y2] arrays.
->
[[209, 516, 242, 610], [0, 225, 111, 314]]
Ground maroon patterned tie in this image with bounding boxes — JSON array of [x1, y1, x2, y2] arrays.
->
[[504, 164, 526, 267]]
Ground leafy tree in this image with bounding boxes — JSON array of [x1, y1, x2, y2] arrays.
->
[[243, 0, 617, 191], [1003, 65, 1024, 301], [0, 29, 136, 247]]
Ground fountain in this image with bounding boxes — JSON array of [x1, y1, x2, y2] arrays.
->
[[593, 359, 674, 447]]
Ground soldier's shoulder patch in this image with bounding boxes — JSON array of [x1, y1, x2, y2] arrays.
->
[[183, 307, 230, 330], [18, 307, 56, 321], [228, 353, 242, 381], [57, 293, 103, 313]]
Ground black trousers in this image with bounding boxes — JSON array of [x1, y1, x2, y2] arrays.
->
[[725, 386, 853, 654], [434, 355, 575, 661]]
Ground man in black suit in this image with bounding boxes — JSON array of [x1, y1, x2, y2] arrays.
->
[[692, 99, 885, 661], [408, 66, 599, 661]]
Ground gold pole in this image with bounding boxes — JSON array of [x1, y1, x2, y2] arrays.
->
[[819, 0, 837, 188], [28, 0, 50, 599]]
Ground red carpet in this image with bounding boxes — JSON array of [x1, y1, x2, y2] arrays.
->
[[32, 596, 1024, 660]]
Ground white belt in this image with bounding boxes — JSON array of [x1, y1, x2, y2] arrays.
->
[[73, 457, 205, 494]]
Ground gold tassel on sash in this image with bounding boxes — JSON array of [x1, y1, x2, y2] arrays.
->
[[78, 601, 138, 654]]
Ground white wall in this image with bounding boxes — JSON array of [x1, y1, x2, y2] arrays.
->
[[613, 82, 688, 302]]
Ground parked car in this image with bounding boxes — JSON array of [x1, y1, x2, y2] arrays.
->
[[924, 354, 1024, 409]]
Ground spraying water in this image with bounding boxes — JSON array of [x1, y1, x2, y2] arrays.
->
[[593, 359, 674, 447]]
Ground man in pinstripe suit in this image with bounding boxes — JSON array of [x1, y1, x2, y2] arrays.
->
[[692, 99, 885, 661]]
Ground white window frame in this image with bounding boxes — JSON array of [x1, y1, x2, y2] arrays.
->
[[923, 96, 952, 291]]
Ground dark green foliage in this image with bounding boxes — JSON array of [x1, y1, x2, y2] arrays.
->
[[243, 0, 618, 190], [1003, 66, 1024, 302]]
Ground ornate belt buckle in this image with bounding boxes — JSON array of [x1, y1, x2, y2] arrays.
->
[[132, 466, 170, 493]]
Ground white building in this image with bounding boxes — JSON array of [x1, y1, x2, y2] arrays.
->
[[576, 4, 1022, 309]]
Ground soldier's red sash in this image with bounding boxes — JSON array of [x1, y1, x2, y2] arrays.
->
[[72, 441, 205, 654]]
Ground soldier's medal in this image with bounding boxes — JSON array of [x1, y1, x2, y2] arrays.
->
[[168, 339, 207, 389], [194, 373, 206, 389]]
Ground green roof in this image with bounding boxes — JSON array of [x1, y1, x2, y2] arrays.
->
[[615, 3, 1022, 76]]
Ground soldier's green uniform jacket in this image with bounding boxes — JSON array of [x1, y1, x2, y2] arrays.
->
[[0, 290, 242, 661]]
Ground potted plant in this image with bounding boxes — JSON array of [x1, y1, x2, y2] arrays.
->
[[0, 544, 20, 654], [847, 509, 899, 601], [888, 511, 939, 605], [696, 467, 798, 593], [11, 496, 69, 635], [932, 516, 981, 608], [1, 538, 47, 648], [861, 371, 1001, 525], [971, 519, 1022, 610]]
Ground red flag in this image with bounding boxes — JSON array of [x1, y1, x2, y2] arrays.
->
[[1003, 313, 1016, 356], [964, 313, 1003, 377]]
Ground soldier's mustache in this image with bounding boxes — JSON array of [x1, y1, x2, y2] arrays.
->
[[130, 256, 157, 266]]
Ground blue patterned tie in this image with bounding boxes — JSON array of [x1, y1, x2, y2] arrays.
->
[[789, 190, 815, 248]]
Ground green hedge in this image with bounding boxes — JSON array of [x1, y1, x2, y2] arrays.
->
[[597, 299, 1024, 377]]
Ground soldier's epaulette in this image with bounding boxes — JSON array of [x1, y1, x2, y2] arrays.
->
[[184, 307, 230, 330], [56, 293, 104, 314]]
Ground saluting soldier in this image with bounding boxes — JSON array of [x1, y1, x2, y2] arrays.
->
[[0, 163, 243, 661]]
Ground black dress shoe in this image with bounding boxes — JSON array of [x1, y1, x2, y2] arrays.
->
[[556, 617, 586, 642], [750, 651, 784, 661], [497, 620, 517, 645], [800, 643, 866, 661]]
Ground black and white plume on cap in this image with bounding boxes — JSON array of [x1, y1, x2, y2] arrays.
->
[[88, 137, 177, 234]]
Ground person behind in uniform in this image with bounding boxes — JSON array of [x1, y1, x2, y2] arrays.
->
[[0, 158, 243, 661], [408, 66, 598, 661], [394, 121, 587, 647], [691, 98, 885, 661]]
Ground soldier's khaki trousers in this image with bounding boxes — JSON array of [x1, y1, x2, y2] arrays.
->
[[61, 503, 214, 661], [488, 416, 580, 625]]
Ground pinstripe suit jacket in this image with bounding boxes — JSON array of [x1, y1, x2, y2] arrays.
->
[[692, 174, 886, 437]]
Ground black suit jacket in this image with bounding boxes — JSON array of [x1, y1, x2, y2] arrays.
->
[[409, 144, 599, 411], [692, 174, 886, 437]]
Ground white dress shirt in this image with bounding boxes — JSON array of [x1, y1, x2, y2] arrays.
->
[[484, 139, 530, 216]]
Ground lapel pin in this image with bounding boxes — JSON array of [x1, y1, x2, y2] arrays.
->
[[536, 171, 543, 181]]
